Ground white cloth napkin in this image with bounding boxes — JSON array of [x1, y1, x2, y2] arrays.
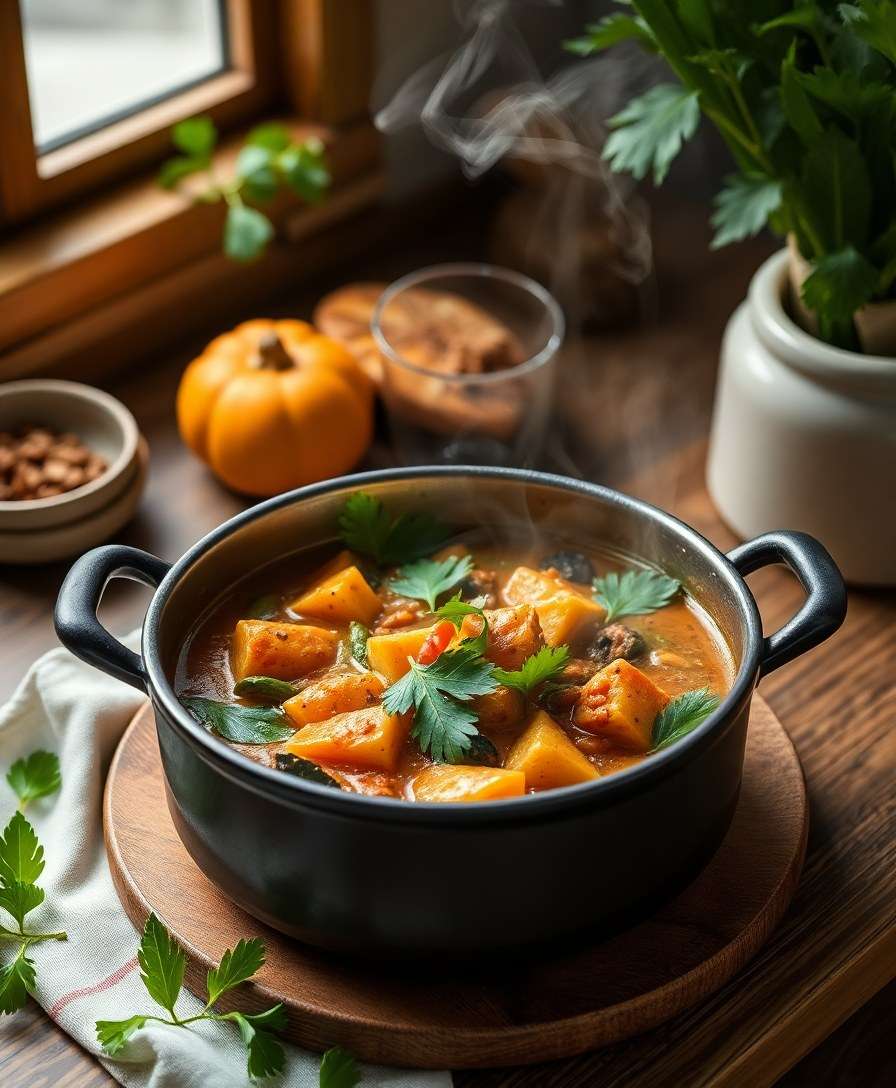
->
[[0, 638, 452, 1088]]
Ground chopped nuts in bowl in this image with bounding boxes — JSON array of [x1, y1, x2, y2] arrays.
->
[[0, 380, 141, 534]]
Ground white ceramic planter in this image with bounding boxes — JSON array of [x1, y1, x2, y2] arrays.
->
[[707, 249, 896, 586]]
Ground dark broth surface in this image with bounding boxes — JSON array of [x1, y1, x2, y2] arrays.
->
[[177, 535, 733, 802]]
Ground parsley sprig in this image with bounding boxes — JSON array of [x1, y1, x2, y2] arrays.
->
[[388, 554, 474, 612], [592, 569, 681, 622], [338, 493, 450, 567], [652, 688, 721, 750], [1, 753, 66, 1016], [493, 646, 570, 695]]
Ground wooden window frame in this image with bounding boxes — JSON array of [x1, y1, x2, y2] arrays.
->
[[0, 0, 380, 380]]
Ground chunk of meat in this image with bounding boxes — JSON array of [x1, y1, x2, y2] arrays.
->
[[460, 567, 499, 609], [539, 551, 594, 584], [573, 659, 669, 751], [471, 685, 526, 730], [586, 624, 646, 668], [374, 596, 426, 632], [460, 604, 545, 670]]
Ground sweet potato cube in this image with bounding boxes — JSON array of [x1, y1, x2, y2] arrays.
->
[[535, 593, 606, 646], [504, 710, 600, 790], [459, 604, 544, 669], [231, 620, 338, 681], [289, 565, 380, 625], [411, 765, 525, 802], [366, 624, 437, 682], [503, 565, 568, 606], [573, 658, 670, 751], [283, 671, 385, 728], [284, 706, 409, 771]]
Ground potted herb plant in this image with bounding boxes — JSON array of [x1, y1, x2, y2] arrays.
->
[[569, 1, 896, 584]]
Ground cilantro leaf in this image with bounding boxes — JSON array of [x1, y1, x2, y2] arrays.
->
[[0, 949, 35, 1014], [493, 646, 570, 695], [603, 84, 700, 185], [652, 688, 721, 750], [6, 750, 61, 810], [138, 913, 186, 1017], [388, 555, 474, 612], [802, 246, 879, 348], [96, 1015, 148, 1056], [383, 640, 497, 763], [0, 811, 45, 886], [182, 697, 295, 744], [711, 174, 782, 250], [0, 880, 44, 930], [206, 937, 266, 1005], [592, 570, 681, 623], [320, 1045, 362, 1088], [432, 593, 487, 627], [225, 1008, 287, 1079], [338, 493, 450, 566]]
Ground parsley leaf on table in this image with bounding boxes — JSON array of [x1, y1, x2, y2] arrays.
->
[[0, 947, 36, 1015], [6, 751, 61, 811], [592, 570, 681, 623], [493, 645, 570, 696], [338, 492, 450, 566], [652, 689, 721, 751], [383, 632, 497, 763], [182, 697, 296, 744], [206, 937, 266, 1005], [138, 913, 186, 1017], [0, 810, 45, 886], [388, 555, 474, 612], [319, 1044, 362, 1088]]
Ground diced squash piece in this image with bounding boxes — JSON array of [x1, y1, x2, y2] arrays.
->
[[459, 604, 545, 669], [289, 565, 380, 625], [471, 685, 526, 729], [284, 706, 409, 771], [505, 710, 600, 790], [535, 593, 606, 646], [231, 620, 338, 681], [503, 565, 605, 646], [366, 624, 437, 682], [411, 764, 525, 802], [573, 658, 670, 751], [283, 671, 384, 728]]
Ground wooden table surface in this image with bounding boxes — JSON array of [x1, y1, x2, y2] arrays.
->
[[0, 199, 894, 1086]]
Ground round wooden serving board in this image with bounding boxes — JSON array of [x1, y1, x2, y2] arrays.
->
[[104, 695, 807, 1069]]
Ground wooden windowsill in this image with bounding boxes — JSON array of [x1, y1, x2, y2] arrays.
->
[[0, 117, 380, 380]]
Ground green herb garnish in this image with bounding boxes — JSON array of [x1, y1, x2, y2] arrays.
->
[[97, 914, 287, 1079], [432, 592, 488, 627], [275, 753, 343, 789], [338, 492, 450, 566], [349, 621, 369, 667], [652, 688, 721, 751], [182, 697, 295, 744], [6, 751, 61, 811], [319, 1045, 362, 1088], [493, 645, 570, 696], [388, 554, 474, 612], [383, 629, 497, 763], [592, 569, 681, 622], [233, 676, 297, 703]]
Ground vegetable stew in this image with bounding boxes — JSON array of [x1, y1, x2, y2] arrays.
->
[[176, 494, 734, 802]]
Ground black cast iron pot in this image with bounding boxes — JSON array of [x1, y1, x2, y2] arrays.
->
[[54, 468, 846, 955]]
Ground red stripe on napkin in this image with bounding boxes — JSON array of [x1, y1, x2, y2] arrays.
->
[[49, 955, 139, 1018]]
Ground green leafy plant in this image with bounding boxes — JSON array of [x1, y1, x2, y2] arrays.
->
[[1, 754, 66, 1015], [338, 493, 451, 567], [349, 621, 370, 667], [319, 1046, 362, 1087], [652, 688, 721, 749], [159, 117, 330, 262], [592, 569, 681, 622], [493, 645, 571, 695], [388, 554, 475, 612], [567, 1, 896, 349], [182, 697, 296, 744], [233, 676, 298, 703]]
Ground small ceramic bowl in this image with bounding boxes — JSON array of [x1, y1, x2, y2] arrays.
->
[[0, 380, 146, 562]]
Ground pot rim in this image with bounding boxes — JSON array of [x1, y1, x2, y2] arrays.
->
[[750, 250, 896, 390], [142, 466, 762, 824]]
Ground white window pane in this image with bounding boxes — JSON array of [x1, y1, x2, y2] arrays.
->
[[21, 0, 228, 152]]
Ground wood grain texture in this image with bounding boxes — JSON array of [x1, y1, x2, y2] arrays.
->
[[104, 697, 806, 1069], [0, 201, 893, 1085]]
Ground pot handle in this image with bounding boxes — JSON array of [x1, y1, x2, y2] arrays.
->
[[727, 531, 846, 677], [54, 544, 171, 692]]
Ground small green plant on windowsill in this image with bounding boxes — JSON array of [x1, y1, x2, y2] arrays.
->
[[158, 116, 330, 263], [567, 1, 896, 351]]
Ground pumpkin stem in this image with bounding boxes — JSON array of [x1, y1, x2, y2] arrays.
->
[[255, 332, 294, 371]]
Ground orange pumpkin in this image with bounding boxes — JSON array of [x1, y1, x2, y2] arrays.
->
[[177, 319, 373, 496]]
